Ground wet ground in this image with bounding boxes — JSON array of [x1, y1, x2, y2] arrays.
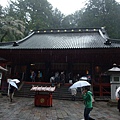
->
[[0, 96, 120, 120]]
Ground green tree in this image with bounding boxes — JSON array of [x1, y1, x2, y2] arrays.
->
[[52, 8, 65, 28], [0, 16, 25, 42], [1, 0, 120, 40], [7, 0, 59, 30], [77, 0, 120, 38], [0, 3, 25, 42]]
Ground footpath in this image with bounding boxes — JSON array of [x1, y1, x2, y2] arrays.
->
[[0, 96, 119, 120]]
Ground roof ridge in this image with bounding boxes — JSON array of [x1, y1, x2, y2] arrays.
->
[[17, 32, 35, 44], [31, 28, 101, 34]]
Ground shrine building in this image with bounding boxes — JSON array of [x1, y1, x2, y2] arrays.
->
[[0, 27, 120, 96]]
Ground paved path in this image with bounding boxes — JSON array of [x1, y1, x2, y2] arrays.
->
[[0, 96, 120, 120]]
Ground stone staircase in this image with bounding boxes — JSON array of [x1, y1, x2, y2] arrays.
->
[[14, 82, 82, 101]]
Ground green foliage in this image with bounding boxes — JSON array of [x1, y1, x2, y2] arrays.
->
[[7, 0, 64, 30], [76, 0, 120, 38], [52, 8, 65, 28], [0, 15, 25, 42], [0, 4, 25, 42], [0, 0, 120, 41]]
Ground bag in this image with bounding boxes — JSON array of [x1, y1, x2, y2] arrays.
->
[[92, 96, 95, 103]]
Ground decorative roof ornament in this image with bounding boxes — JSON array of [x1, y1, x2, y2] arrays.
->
[[13, 42, 19, 47], [101, 26, 106, 34], [108, 63, 120, 72], [104, 38, 111, 45], [100, 27, 112, 45]]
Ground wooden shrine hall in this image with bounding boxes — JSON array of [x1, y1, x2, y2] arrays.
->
[[0, 27, 120, 97]]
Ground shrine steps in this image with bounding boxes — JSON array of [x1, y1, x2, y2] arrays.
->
[[14, 82, 82, 101]]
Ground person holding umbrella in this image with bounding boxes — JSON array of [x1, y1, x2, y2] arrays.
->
[[117, 90, 120, 112], [69, 88, 77, 101], [8, 80, 18, 102], [115, 87, 120, 112], [9, 84, 16, 102], [82, 86, 95, 120]]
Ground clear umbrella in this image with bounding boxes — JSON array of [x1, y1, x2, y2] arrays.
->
[[8, 81, 18, 89], [11, 79, 20, 83], [0, 66, 8, 71], [80, 76, 88, 81], [70, 80, 91, 89]]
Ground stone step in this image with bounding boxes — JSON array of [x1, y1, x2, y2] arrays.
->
[[14, 82, 81, 100], [14, 82, 111, 101]]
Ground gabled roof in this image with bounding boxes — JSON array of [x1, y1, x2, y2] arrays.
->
[[0, 27, 120, 50]]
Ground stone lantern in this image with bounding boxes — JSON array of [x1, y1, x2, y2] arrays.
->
[[108, 64, 120, 100]]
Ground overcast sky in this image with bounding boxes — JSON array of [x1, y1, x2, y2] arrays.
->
[[0, 0, 120, 15], [47, 0, 86, 15]]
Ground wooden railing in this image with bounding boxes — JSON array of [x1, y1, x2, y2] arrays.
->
[[93, 83, 110, 96]]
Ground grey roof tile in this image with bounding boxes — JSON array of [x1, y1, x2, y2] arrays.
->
[[0, 28, 120, 49]]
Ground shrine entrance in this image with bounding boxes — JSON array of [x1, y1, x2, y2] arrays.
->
[[11, 62, 91, 83]]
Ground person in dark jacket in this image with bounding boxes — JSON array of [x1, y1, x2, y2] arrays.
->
[[117, 90, 120, 112], [117, 98, 120, 112], [60, 71, 65, 85], [82, 86, 95, 120], [9, 84, 16, 102], [55, 72, 60, 88]]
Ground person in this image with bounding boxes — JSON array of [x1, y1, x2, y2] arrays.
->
[[55, 72, 60, 88], [73, 74, 80, 83], [70, 88, 77, 101], [30, 71, 36, 82], [76, 74, 80, 81], [37, 71, 42, 82], [9, 84, 16, 102], [86, 74, 91, 83], [60, 71, 65, 85], [116, 90, 120, 112], [82, 86, 95, 120], [50, 76, 55, 86]]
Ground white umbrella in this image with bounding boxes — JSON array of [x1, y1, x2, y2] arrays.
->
[[70, 80, 91, 89], [8, 81, 18, 89], [11, 79, 20, 83], [0, 66, 8, 71], [115, 86, 120, 98], [80, 76, 88, 81]]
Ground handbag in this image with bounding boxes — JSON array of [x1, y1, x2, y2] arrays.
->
[[92, 96, 95, 103]]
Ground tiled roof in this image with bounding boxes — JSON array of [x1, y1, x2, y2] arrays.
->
[[0, 28, 120, 49]]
